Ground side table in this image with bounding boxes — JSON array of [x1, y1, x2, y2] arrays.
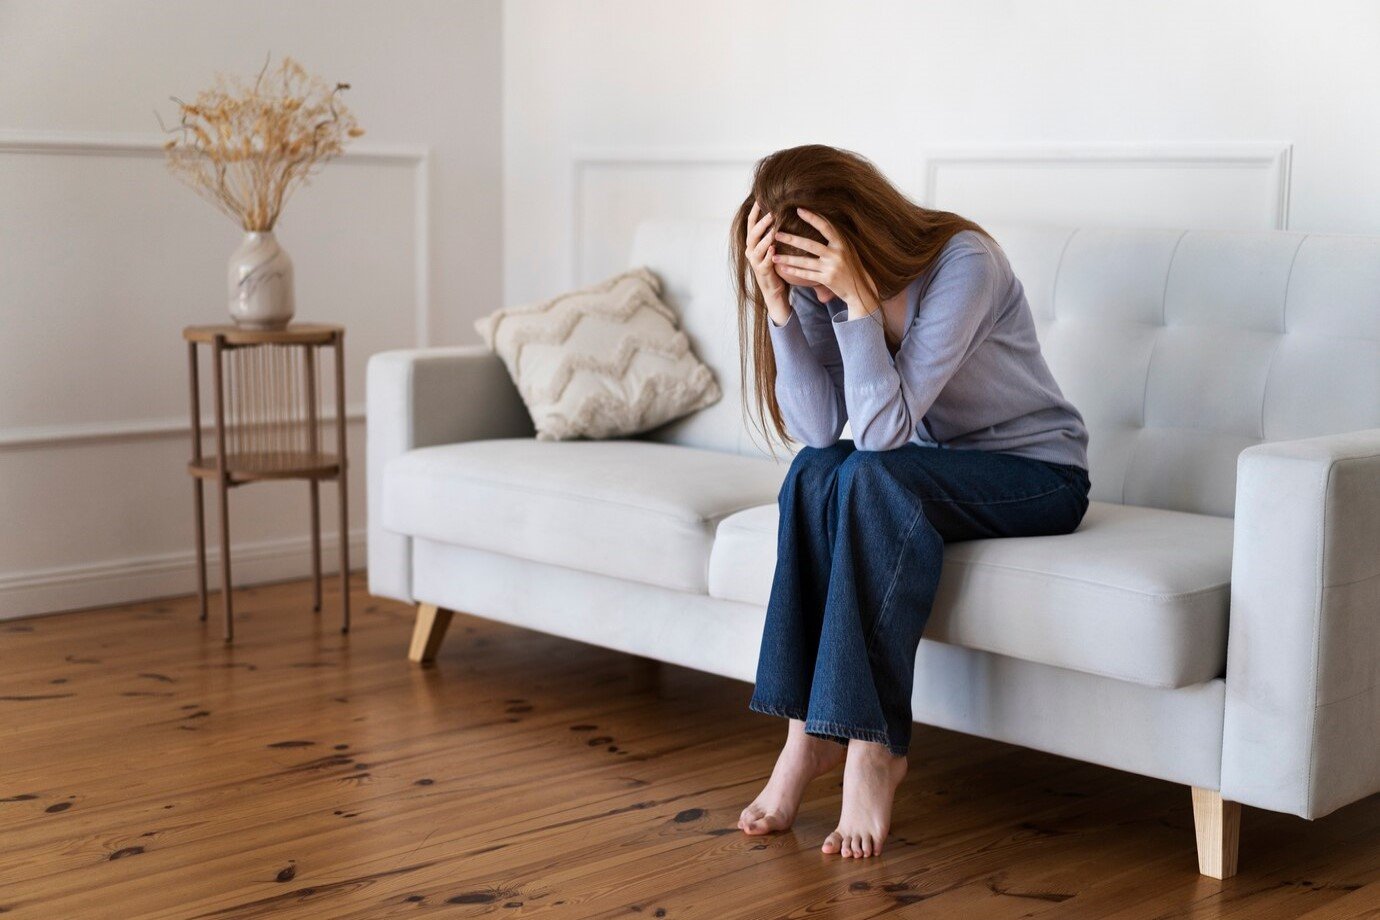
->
[[184, 323, 350, 641]]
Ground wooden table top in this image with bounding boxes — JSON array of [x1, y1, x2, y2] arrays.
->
[[183, 323, 343, 345]]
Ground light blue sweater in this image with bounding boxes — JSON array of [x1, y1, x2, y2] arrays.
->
[[767, 229, 1090, 470]]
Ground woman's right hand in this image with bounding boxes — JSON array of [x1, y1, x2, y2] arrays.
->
[[746, 199, 794, 327]]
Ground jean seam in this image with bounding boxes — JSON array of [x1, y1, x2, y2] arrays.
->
[[866, 499, 927, 646], [805, 718, 907, 756], [753, 701, 906, 755], [748, 697, 808, 722], [916, 481, 1073, 507]]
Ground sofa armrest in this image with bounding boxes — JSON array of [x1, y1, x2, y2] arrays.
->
[[1221, 427, 1380, 818], [366, 346, 533, 602]]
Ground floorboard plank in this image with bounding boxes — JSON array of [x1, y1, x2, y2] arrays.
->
[[3, 575, 1378, 918]]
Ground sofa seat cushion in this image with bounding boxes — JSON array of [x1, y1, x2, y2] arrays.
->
[[708, 500, 1234, 689], [382, 438, 786, 594]]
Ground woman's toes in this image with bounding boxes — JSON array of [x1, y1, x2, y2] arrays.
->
[[742, 807, 788, 835], [822, 830, 843, 854]]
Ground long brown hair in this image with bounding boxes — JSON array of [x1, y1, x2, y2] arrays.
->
[[729, 144, 988, 455]]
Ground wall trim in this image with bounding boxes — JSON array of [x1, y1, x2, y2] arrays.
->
[[0, 127, 434, 343], [922, 142, 1295, 230], [0, 405, 366, 452], [0, 130, 408, 614], [567, 143, 1296, 284], [570, 146, 759, 286], [0, 128, 432, 449], [0, 528, 367, 621]]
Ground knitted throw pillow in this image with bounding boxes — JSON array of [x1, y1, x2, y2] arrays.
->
[[473, 266, 721, 440]]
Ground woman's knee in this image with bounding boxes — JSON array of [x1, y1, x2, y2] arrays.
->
[[836, 448, 896, 486], [780, 442, 855, 503], [835, 449, 917, 507], [790, 441, 855, 475]]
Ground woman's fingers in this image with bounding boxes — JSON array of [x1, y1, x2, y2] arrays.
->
[[746, 200, 791, 313], [795, 206, 836, 245], [747, 209, 775, 260], [772, 229, 827, 257], [770, 252, 816, 270], [752, 220, 776, 261], [747, 210, 770, 249], [778, 264, 826, 283], [779, 207, 864, 302], [772, 252, 832, 282]]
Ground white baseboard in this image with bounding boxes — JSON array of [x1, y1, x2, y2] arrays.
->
[[0, 530, 368, 621]]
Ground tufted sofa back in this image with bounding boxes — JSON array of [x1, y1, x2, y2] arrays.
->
[[631, 219, 1380, 518]]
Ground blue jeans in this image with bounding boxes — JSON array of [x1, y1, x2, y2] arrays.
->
[[748, 440, 1091, 757]]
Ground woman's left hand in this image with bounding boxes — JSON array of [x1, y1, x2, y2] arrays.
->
[[771, 207, 880, 317]]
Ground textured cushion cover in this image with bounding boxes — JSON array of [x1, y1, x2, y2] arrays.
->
[[708, 500, 1234, 689], [381, 438, 786, 594], [473, 267, 721, 441]]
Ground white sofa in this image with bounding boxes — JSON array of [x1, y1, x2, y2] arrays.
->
[[367, 219, 1380, 878]]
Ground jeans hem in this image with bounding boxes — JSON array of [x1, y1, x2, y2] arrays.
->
[[804, 718, 908, 758], [747, 697, 808, 722]]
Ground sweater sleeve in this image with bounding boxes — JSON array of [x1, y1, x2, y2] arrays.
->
[[830, 241, 999, 451], [765, 285, 848, 448]]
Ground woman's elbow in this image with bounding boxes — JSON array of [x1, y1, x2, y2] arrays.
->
[[852, 423, 913, 452], [794, 424, 844, 450], [797, 432, 840, 449], [787, 416, 846, 450]]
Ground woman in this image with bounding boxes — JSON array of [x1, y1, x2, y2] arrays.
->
[[729, 145, 1091, 859]]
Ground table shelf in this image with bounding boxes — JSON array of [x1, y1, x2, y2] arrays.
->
[[185, 323, 350, 641], [188, 451, 341, 483]]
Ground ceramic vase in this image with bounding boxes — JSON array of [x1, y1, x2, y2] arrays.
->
[[228, 231, 295, 329]]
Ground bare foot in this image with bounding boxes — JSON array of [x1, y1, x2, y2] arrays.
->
[[739, 720, 846, 835], [821, 739, 908, 858]]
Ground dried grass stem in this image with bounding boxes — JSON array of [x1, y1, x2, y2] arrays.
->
[[161, 56, 364, 232]]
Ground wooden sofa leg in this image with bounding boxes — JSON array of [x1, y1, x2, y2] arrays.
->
[[408, 603, 453, 664], [1191, 786, 1241, 879]]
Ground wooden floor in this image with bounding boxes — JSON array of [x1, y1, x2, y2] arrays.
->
[[5, 579, 1380, 919]]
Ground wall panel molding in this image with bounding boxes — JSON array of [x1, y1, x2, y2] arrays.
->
[[566, 143, 1295, 287], [0, 527, 367, 621], [570, 147, 759, 287], [0, 405, 365, 452], [924, 143, 1294, 230], [0, 129, 431, 450]]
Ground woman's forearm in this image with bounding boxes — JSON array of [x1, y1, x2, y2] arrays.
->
[[831, 314, 915, 451], [768, 312, 847, 447], [830, 246, 999, 451]]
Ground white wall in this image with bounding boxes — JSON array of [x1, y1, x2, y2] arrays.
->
[[8, 0, 1380, 618], [0, 0, 502, 617], [503, 0, 1380, 300]]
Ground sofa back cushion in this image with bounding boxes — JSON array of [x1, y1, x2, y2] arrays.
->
[[630, 218, 1380, 518], [630, 219, 779, 459]]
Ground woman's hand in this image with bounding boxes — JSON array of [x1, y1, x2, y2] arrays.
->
[[745, 200, 793, 327], [771, 207, 880, 320]]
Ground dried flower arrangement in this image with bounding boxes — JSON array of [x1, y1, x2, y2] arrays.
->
[[161, 56, 365, 232]]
